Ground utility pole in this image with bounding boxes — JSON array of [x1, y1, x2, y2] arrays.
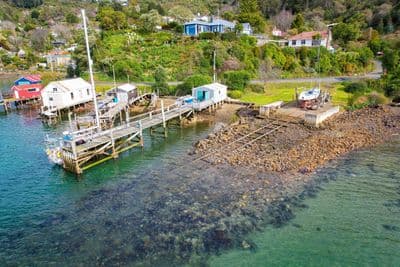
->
[[213, 49, 217, 83]]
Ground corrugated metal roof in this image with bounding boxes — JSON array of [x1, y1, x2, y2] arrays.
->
[[116, 83, 136, 92], [195, 82, 227, 91], [45, 78, 91, 93], [288, 31, 328, 40]]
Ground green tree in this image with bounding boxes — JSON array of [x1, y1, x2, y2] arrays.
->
[[12, 0, 42, 8], [152, 66, 169, 95], [238, 0, 266, 33], [223, 70, 251, 91], [31, 10, 40, 19], [97, 7, 128, 31], [382, 48, 399, 73], [239, 0, 258, 14], [167, 6, 194, 23], [139, 10, 162, 33], [66, 64, 75, 78], [177, 74, 212, 95], [292, 13, 305, 30], [66, 13, 79, 24], [332, 23, 361, 46]]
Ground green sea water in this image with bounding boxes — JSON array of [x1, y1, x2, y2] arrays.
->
[[1, 77, 400, 266], [210, 140, 400, 267]]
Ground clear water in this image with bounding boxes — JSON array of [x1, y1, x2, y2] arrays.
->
[[210, 140, 400, 267], [1, 78, 400, 266]]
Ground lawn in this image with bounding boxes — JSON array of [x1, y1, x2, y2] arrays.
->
[[240, 82, 350, 107]]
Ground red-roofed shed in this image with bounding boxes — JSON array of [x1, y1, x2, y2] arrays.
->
[[12, 84, 44, 100]]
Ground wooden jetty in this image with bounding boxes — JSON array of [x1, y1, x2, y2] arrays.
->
[[56, 100, 221, 174]]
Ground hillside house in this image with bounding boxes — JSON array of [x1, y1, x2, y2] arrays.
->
[[41, 78, 93, 112], [11, 75, 44, 100], [184, 17, 251, 36], [46, 50, 72, 69], [272, 27, 284, 37], [287, 31, 331, 49]]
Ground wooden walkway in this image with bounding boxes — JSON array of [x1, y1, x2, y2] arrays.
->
[[60, 101, 195, 174]]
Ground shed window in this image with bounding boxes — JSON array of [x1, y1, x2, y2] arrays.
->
[[70, 92, 74, 100]]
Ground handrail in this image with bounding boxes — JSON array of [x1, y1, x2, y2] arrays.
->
[[68, 103, 193, 142]]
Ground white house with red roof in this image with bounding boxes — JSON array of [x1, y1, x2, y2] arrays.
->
[[11, 75, 44, 100], [287, 30, 331, 49]]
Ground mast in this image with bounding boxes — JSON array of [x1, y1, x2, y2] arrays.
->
[[82, 9, 100, 129]]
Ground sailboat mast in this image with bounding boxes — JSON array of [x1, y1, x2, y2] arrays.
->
[[82, 9, 100, 129]]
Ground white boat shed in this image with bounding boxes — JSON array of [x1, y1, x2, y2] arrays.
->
[[107, 83, 137, 103], [192, 83, 227, 103], [41, 78, 93, 112]]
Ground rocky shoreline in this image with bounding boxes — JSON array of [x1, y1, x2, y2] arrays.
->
[[194, 105, 400, 175]]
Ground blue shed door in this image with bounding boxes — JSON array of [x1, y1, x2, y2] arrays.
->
[[186, 25, 196, 36], [197, 90, 204, 101]]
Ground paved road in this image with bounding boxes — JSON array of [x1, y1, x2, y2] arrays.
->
[[96, 61, 383, 87]]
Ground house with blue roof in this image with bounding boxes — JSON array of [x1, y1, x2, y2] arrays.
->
[[184, 17, 252, 36]]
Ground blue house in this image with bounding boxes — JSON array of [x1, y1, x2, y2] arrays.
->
[[14, 75, 42, 86], [184, 18, 236, 36]]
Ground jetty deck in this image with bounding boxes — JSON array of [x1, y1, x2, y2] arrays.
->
[[58, 99, 223, 174]]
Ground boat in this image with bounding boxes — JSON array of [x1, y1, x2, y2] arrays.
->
[[298, 87, 321, 109]]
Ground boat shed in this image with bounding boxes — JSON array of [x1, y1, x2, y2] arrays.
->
[[192, 83, 227, 103], [41, 78, 93, 112], [107, 83, 138, 103]]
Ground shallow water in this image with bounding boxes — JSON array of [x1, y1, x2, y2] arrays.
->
[[210, 139, 400, 267], [1, 77, 400, 266]]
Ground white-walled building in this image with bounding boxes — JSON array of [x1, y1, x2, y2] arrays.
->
[[41, 78, 93, 111], [287, 31, 330, 48], [192, 83, 227, 103], [106, 83, 138, 104]]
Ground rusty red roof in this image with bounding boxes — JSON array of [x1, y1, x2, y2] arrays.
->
[[288, 31, 328, 40], [12, 84, 44, 91]]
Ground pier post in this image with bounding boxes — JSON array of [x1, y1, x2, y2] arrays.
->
[[139, 120, 144, 149], [111, 129, 118, 159], [161, 100, 167, 138]]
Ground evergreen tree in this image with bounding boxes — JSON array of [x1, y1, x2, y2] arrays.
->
[[12, 0, 43, 8], [239, 0, 259, 14]]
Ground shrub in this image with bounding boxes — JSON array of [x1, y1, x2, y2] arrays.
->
[[349, 91, 388, 109], [176, 74, 212, 95], [246, 84, 264, 93], [228, 90, 243, 99], [198, 32, 217, 40], [221, 32, 238, 41], [367, 92, 389, 106], [223, 70, 251, 91], [343, 82, 370, 95]]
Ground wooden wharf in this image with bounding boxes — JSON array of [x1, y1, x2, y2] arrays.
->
[[56, 99, 224, 174]]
